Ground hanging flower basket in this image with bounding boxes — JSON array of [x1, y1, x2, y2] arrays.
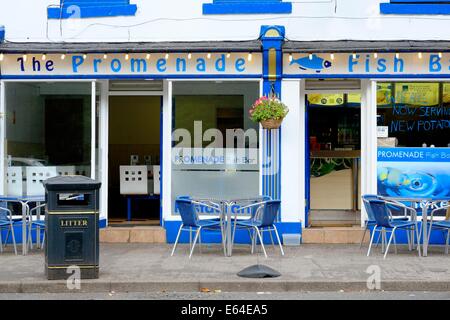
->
[[249, 96, 289, 130], [260, 118, 283, 129]]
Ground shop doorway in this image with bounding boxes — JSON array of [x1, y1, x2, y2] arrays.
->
[[305, 81, 362, 227], [108, 95, 162, 226]]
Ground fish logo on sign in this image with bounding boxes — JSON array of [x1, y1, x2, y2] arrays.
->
[[290, 54, 332, 73]]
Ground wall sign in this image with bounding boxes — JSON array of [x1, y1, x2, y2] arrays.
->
[[377, 147, 450, 200], [284, 53, 450, 77], [0, 53, 262, 78]]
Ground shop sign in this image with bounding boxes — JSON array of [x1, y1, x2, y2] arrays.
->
[[285, 53, 450, 76], [0, 53, 262, 77], [377, 147, 450, 202], [172, 148, 258, 166]]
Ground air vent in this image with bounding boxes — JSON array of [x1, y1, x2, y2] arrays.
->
[[305, 79, 361, 92], [109, 80, 163, 92]]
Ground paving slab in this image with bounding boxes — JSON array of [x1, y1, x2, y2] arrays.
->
[[0, 243, 448, 293]]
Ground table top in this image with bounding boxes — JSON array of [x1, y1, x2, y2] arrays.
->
[[381, 195, 450, 202], [191, 196, 270, 204], [0, 195, 45, 202]]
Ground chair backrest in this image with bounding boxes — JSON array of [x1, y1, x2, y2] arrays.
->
[[175, 198, 199, 228], [368, 199, 392, 228], [0, 204, 8, 221], [362, 194, 378, 221], [258, 200, 281, 228], [250, 196, 272, 220]]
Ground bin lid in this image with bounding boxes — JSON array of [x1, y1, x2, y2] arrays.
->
[[43, 175, 101, 191]]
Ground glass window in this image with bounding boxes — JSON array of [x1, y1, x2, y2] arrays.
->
[[171, 81, 260, 215], [5, 82, 92, 196], [376, 82, 450, 147]]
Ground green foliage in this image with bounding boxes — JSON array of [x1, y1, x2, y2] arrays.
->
[[249, 96, 289, 122]]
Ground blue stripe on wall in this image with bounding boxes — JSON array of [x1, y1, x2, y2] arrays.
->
[[48, 0, 137, 19], [203, 0, 292, 15]]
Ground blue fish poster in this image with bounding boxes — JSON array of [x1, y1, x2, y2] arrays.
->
[[377, 148, 450, 198]]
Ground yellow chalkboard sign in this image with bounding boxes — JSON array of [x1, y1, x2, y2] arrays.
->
[[395, 83, 439, 106], [443, 83, 450, 104], [308, 94, 344, 106], [377, 83, 393, 106]]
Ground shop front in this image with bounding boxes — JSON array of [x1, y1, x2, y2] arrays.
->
[[1, 27, 449, 245], [0, 26, 304, 244], [282, 46, 450, 243]]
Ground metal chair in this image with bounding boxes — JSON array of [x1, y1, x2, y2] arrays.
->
[[0, 206, 17, 255], [367, 199, 421, 259], [427, 205, 450, 255], [27, 203, 46, 250], [361, 195, 409, 249], [231, 196, 272, 252], [233, 200, 284, 258], [171, 198, 222, 259]]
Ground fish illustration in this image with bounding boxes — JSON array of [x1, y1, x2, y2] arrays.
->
[[377, 167, 449, 197], [290, 54, 332, 73]]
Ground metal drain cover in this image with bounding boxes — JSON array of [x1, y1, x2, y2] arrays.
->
[[237, 264, 281, 278]]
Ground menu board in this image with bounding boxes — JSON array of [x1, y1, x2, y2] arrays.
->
[[308, 94, 344, 106], [394, 83, 439, 106], [347, 93, 361, 106], [443, 83, 450, 104], [377, 83, 393, 106]]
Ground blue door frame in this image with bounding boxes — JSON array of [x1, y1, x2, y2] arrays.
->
[[305, 98, 310, 228]]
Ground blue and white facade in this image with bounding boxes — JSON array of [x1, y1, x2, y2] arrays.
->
[[0, 0, 450, 244]]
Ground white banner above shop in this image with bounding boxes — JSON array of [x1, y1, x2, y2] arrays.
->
[[284, 53, 450, 77], [0, 53, 262, 78]]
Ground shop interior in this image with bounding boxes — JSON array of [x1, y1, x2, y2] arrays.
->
[[307, 90, 362, 227], [4, 82, 93, 198], [108, 91, 161, 226]]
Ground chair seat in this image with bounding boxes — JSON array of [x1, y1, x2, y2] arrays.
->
[[31, 220, 45, 227], [196, 219, 221, 228], [432, 221, 450, 229], [384, 220, 416, 228], [0, 220, 10, 227]]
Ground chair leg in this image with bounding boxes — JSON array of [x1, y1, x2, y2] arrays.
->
[[0, 227, 3, 253], [10, 224, 17, 255], [392, 232, 398, 254], [251, 229, 256, 254], [254, 227, 267, 258], [40, 230, 45, 250], [445, 230, 449, 255], [375, 230, 382, 248], [415, 223, 421, 257], [367, 226, 378, 257], [360, 224, 368, 249], [4, 228, 10, 248], [171, 224, 184, 256], [406, 227, 412, 251], [198, 229, 202, 254], [273, 225, 284, 256], [268, 229, 276, 249], [189, 228, 201, 259], [384, 228, 396, 260]]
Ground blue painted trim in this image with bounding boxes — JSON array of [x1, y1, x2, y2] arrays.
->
[[282, 74, 450, 79], [0, 25, 5, 42], [164, 220, 301, 244], [380, 3, 450, 14], [99, 218, 107, 228], [159, 96, 163, 227], [203, 1, 292, 15], [48, 1, 137, 19], [304, 99, 310, 228], [0, 74, 263, 80]]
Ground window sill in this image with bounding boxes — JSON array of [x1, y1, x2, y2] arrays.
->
[[380, 3, 450, 15], [203, 2, 292, 15], [48, 4, 137, 19]]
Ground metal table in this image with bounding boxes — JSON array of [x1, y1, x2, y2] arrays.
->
[[193, 197, 268, 257], [0, 195, 45, 255], [381, 196, 450, 257]]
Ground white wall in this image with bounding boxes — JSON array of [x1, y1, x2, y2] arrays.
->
[[281, 79, 305, 224], [1, 1, 450, 43]]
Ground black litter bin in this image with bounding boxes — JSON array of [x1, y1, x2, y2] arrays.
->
[[43, 175, 101, 280]]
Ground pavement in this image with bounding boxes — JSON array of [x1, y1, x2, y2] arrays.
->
[[0, 243, 449, 293]]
